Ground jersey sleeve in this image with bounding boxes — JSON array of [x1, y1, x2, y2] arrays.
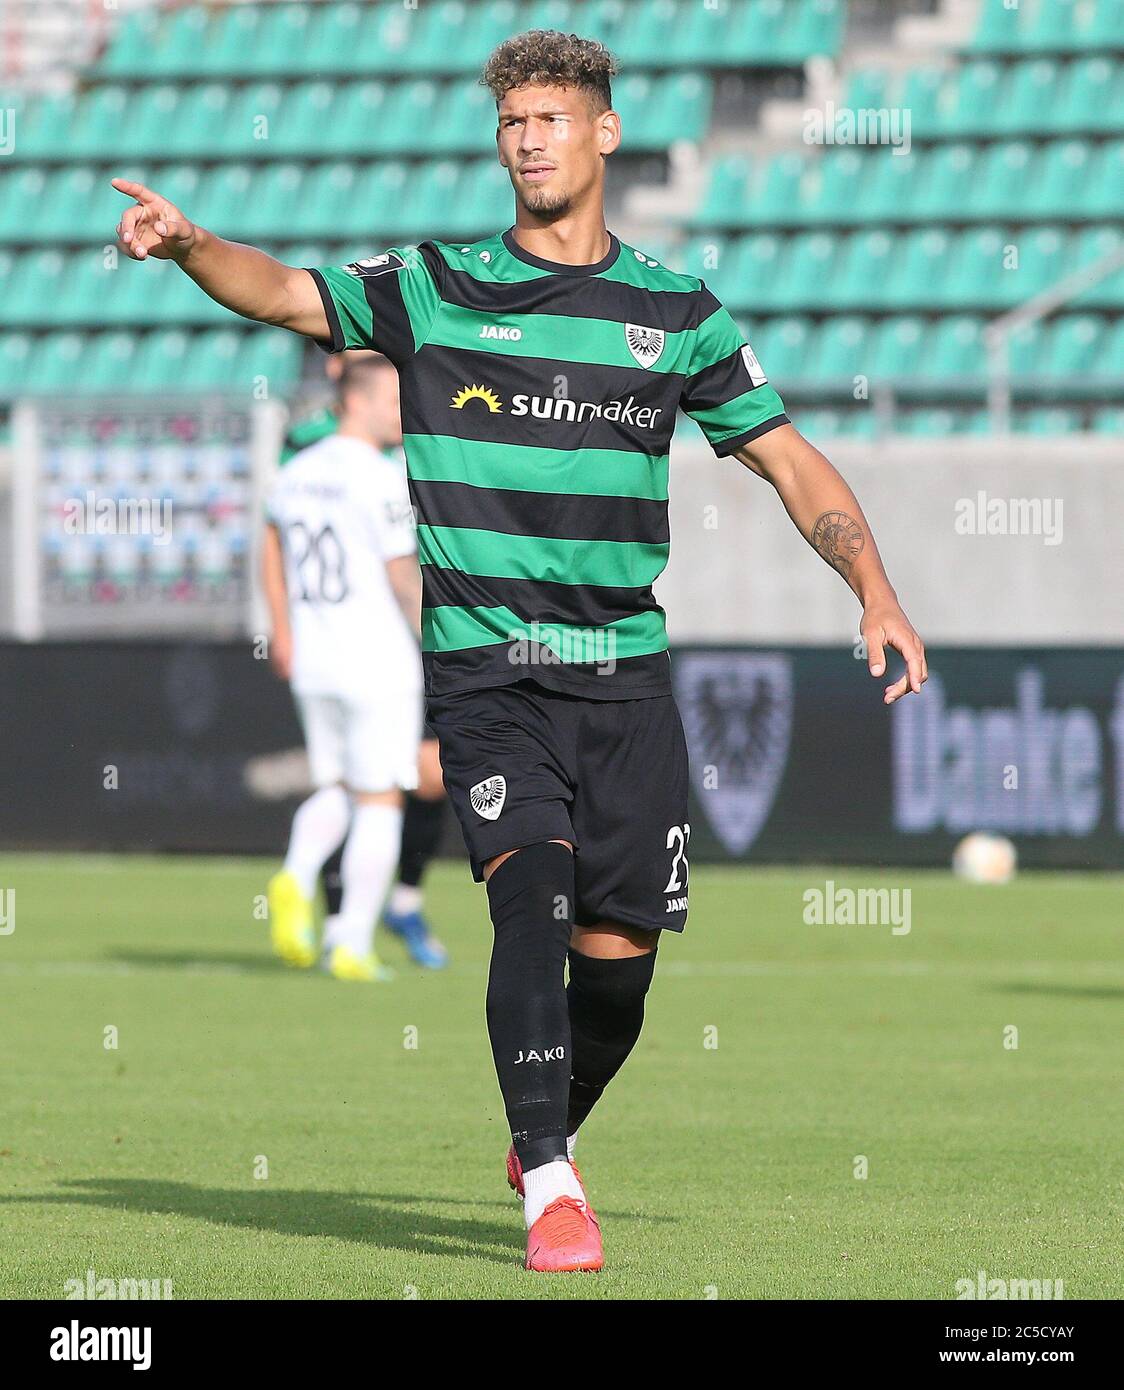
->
[[369, 467, 417, 563], [306, 244, 444, 365], [679, 285, 789, 456]]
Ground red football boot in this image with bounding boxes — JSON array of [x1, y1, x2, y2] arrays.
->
[[525, 1196, 604, 1273]]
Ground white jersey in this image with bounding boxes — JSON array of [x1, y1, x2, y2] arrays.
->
[[266, 433, 421, 701]]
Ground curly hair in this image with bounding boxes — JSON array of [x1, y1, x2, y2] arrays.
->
[[481, 29, 619, 113]]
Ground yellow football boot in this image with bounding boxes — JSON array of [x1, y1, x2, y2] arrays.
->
[[323, 945, 394, 983], [267, 870, 316, 968]]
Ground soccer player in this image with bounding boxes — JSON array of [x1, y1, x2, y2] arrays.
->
[[280, 350, 450, 969], [263, 353, 427, 983], [112, 28, 926, 1272]]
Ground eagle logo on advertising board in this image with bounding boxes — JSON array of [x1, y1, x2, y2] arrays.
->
[[673, 653, 793, 855]]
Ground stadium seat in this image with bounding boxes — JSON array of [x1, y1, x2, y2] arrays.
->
[[97, 8, 161, 78], [911, 144, 978, 222], [693, 155, 752, 227], [889, 228, 954, 309], [33, 331, 88, 393], [868, 316, 928, 383], [810, 315, 871, 385], [149, 6, 210, 78], [1054, 56, 1120, 135], [0, 331, 34, 396], [1073, 227, 1124, 308], [830, 230, 897, 311], [926, 315, 986, 383], [964, 142, 1035, 220]]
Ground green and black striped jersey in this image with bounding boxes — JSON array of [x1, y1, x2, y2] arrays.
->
[[308, 229, 788, 700]]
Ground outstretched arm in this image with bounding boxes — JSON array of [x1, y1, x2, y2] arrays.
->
[[734, 423, 927, 705], [111, 178, 329, 339]]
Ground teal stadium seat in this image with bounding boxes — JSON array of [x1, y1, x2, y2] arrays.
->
[[911, 144, 976, 222], [98, 9, 160, 78], [938, 60, 1006, 138], [776, 0, 846, 62], [148, 6, 210, 78], [869, 316, 928, 382], [161, 85, 233, 160], [271, 82, 339, 158], [890, 228, 954, 309], [1073, 227, 1124, 308], [741, 153, 807, 226], [781, 233, 839, 310], [860, 149, 921, 224], [964, 141, 1034, 220], [1056, 57, 1122, 135], [31, 332, 85, 392], [926, 316, 986, 383], [994, 59, 1062, 137], [0, 332, 34, 395], [830, 230, 897, 311], [810, 315, 871, 384]]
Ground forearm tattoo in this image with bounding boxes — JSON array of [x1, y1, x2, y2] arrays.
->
[[811, 511, 865, 578]]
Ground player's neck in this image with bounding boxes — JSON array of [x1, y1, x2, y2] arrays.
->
[[509, 215, 611, 269]]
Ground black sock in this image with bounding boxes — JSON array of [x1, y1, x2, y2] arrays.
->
[[566, 948, 657, 1136], [485, 842, 574, 1172], [397, 794, 445, 890], [321, 844, 344, 918]]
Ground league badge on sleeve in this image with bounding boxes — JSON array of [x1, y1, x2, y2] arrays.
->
[[740, 342, 768, 387], [345, 252, 407, 278]]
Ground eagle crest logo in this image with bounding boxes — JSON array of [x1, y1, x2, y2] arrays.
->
[[470, 775, 507, 821], [625, 323, 665, 368]]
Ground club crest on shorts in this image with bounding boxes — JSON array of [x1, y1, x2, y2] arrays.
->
[[470, 774, 507, 821], [673, 653, 792, 855], [624, 323, 665, 368]]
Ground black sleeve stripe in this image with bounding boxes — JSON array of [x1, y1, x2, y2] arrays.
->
[[363, 270, 415, 364], [683, 346, 768, 411], [305, 268, 345, 354], [711, 414, 791, 457]]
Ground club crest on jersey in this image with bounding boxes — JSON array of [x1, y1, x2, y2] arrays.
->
[[344, 252, 406, 278], [470, 775, 507, 821], [625, 323, 665, 368], [740, 342, 768, 387]]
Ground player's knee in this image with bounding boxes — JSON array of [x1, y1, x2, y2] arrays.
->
[[485, 841, 575, 1008], [567, 947, 657, 1022]]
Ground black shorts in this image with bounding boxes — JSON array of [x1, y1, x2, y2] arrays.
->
[[427, 679, 691, 933]]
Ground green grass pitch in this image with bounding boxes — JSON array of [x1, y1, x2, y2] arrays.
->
[[1, 852, 1120, 1300]]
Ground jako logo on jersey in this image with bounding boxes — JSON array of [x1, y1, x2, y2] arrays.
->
[[470, 775, 506, 820], [344, 252, 406, 278], [741, 343, 768, 387], [450, 384, 504, 413], [479, 325, 523, 341], [625, 322, 665, 368]]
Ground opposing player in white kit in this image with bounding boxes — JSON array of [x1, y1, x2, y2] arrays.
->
[[263, 354, 424, 982]]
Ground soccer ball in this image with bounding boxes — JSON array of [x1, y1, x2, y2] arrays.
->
[[952, 832, 1017, 884]]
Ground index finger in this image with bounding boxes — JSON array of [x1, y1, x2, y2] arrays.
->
[[110, 177, 159, 206], [889, 631, 925, 695]]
